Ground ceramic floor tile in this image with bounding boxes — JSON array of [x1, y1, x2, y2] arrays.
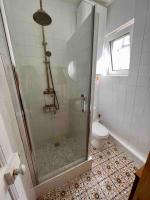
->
[[118, 153, 133, 166], [87, 184, 106, 200], [120, 166, 136, 184], [80, 170, 98, 190], [92, 158, 100, 168], [104, 138, 115, 148], [55, 183, 72, 200], [39, 138, 138, 200], [121, 187, 132, 200], [101, 160, 117, 176], [69, 177, 85, 196], [92, 165, 108, 182], [109, 156, 125, 170], [109, 145, 124, 156], [110, 171, 128, 193], [128, 162, 138, 173], [77, 190, 90, 200], [92, 151, 108, 164], [112, 193, 126, 200], [103, 148, 116, 160], [99, 177, 119, 200], [41, 189, 56, 200], [91, 146, 100, 155]]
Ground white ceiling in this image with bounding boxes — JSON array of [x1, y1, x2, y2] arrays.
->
[[67, 0, 114, 6], [94, 0, 114, 6]]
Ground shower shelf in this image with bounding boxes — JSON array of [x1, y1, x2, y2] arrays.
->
[[43, 104, 57, 114]]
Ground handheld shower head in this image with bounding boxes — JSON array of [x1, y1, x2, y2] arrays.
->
[[46, 51, 52, 57]]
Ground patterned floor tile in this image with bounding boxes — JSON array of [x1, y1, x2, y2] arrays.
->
[[92, 151, 108, 164], [80, 170, 98, 190], [103, 148, 116, 160], [69, 177, 85, 196], [101, 160, 117, 176], [39, 137, 138, 200], [121, 187, 133, 200], [112, 193, 126, 200], [128, 162, 138, 173], [91, 146, 100, 155], [99, 177, 119, 200], [78, 190, 91, 200], [92, 157, 101, 168], [118, 153, 133, 166], [92, 165, 108, 182], [110, 171, 129, 193], [41, 189, 56, 200], [87, 184, 106, 200], [104, 139, 115, 148], [109, 156, 125, 170], [120, 166, 136, 184], [55, 183, 72, 200], [111, 146, 124, 156]]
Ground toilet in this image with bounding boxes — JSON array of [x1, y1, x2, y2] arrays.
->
[[91, 121, 109, 149], [91, 107, 109, 149]]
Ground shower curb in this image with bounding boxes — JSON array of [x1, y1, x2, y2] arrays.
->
[[35, 157, 92, 198]]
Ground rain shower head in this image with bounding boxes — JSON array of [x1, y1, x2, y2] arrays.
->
[[33, 0, 52, 26]]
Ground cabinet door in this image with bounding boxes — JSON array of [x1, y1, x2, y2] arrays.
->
[[132, 152, 150, 200]]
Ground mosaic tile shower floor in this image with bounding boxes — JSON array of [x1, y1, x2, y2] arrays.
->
[[36, 137, 85, 181], [38, 137, 138, 200]]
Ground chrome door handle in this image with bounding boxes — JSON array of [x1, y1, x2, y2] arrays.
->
[[81, 94, 86, 112]]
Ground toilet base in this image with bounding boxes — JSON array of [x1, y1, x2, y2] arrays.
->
[[91, 138, 107, 150]]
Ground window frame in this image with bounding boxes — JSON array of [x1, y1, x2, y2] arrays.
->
[[109, 33, 131, 72], [105, 20, 134, 76]]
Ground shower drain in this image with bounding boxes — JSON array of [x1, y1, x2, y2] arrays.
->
[[54, 142, 60, 147]]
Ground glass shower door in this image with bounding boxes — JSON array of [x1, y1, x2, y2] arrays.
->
[[4, 0, 94, 183], [66, 12, 94, 164]]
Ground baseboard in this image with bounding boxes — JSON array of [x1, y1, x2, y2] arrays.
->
[[109, 131, 146, 166], [35, 157, 92, 198]]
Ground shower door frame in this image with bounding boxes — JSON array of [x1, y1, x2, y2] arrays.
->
[[0, 0, 38, 185], [0, 0, 97, 186]]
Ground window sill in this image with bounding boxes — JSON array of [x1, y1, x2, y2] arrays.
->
[[96, 73, 129, 78], [107, 74, 128, 77]]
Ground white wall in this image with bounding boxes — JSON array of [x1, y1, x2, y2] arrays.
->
[[4, 0, 78, 147], [92, 4, 107, 118], [106, 0, 135, 33], [97, 0, 150, 162], [77, 0, 93, 28], [0, 7, 35, 200]]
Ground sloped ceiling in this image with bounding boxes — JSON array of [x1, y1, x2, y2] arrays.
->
[[94, 0, 114, 6], [66, 0, 114, 6], [70, 0, 114, 6]]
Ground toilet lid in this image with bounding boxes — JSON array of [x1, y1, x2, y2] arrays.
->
[[92, 122, 109, 138]]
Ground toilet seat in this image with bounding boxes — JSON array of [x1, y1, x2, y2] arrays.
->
[[92, 122, 109, 139]]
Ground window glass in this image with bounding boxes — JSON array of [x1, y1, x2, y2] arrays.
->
[[110, 34, 130, 71]]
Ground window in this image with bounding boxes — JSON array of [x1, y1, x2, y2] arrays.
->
[[101, 19, 134, 76], [110, 34, 131, 71]]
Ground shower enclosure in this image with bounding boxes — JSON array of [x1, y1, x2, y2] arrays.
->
[[3, 0, 94, 183]]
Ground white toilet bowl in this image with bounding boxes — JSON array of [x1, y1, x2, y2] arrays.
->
[[91, 121, 109, 150]]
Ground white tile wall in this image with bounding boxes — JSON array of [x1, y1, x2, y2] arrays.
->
[[4, 0, 77, 146], [97, 0, 150, 161]]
